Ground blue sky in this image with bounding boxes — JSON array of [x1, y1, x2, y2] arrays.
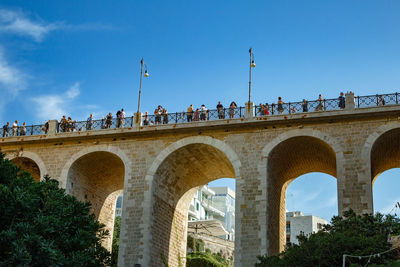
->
[[0, 1, 399, 221]]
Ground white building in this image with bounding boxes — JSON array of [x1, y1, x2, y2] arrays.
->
[[115, 194, 123, 217], [286, 211, 328, 245], [210, 187, 235, 241], [188, 185, 235, 240]]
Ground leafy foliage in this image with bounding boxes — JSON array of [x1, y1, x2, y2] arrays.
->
[[187, 235, 205, 252], [111, 216, 121, 267], [0, 153, 111, 266], [256, 210, 400, 267], [187, 251, 231, 267]]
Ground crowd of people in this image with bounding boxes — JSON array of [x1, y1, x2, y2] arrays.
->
[[2, 93, 389, 136], [58, 108, 127, 133], [1, 120, 30, 137], [142, 102, 239, 125], [256, 92, 348, 115]]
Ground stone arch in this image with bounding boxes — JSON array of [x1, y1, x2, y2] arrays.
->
[[261, 129, 344, 159], [7, 151, 47, 181], [260, 129, 343, 255], [142, 136, 241, 267], [145, 136, 242, 180], [60, 145, 131, 251], [362, 122, 400, 183], [60, 145, 130, 191], [362, 122, 400, 212]]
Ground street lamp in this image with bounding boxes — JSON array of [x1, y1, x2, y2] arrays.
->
[[137, 58, 149, 121], [248, 48, 256, 103]]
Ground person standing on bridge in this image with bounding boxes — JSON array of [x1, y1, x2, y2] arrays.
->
[[154, 106, 162, 125], [187, 104, 194, 122], [200, 104, 208, 121], [162, 108, 168, 124], [264, 103, 270, 115], [194, 108, 200, 121], [302, 99, 309, 112], [229, 102, 237, 119], [60, 116, 67, 132], [12, 120, 18, 136], [143, 112, 149, 125], [120, 108, 126, 127], [20, 122, 26, 136], [338, 92, 345, 109], [67, 117, 73, 132], [2, 122, 10, 137], [315, 94, 325, 111], [116, 109, 121, 128], [277, 97, 284, 114], [105, 113, 113, 128], [378, 95, 385, 106], [217, 101, 224, 119], [86, 114, 93, 130]]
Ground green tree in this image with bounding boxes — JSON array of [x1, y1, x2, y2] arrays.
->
[[187, 251, 231, 267], [256, 210, 400, 267], [0, 153, 111, 266], [111, 216, 121, 267]]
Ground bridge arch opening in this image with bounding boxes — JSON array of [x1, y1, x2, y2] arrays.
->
[[370, 128, 400, 212], [11, 157, 41, 182], [149, 142, 238, 267], [66, 151, 125, 251], [370, 128, 400, 184], [285, 172, 337, 244], [266, 135, 337, 255], [372, 168, 400, 214]]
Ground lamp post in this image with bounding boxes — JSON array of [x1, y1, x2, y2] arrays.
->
[[136, 58, 149, 123], [248, 48, 256, 103]]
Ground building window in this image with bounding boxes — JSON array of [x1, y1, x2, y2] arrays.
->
[[196, 203, 199, 211], [286, 222, 290, 233], [286, 235, 290, 243]]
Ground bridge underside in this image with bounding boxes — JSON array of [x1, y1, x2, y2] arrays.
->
[[371, 128, 400, 183], [150, 143, 235, 267], [67, 151, 124, 251], [267, 136, 337, 254], [12, 157, 41, 182]]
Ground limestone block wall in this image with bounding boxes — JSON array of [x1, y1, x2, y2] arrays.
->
[[0, 106, 399, 267]]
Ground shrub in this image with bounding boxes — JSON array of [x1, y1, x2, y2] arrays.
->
[[256, 210, 400, 267], [0, 153, 111, 266]]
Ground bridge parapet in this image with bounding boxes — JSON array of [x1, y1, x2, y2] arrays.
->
[[0, 92, 398, 139]]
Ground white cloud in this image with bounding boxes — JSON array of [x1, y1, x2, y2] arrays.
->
[[66, 82, 80, 99], [32, 95, 65, 120], [0, 8, 57, 42], [0, 8, 115, 42], [0, 47, 25, 95], [33, 82, 81, 120], [0, 46, 26, 122]]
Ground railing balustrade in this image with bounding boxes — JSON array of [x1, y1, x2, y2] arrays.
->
[[1, 92, 399, 138]]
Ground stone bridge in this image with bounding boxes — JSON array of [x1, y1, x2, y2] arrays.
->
[[1, 96, 400, 266]]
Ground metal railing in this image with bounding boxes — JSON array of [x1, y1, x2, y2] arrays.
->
[[356, 93, 399, 108], [254, 97, 341, 116], [142, 107, 245, 126], [56, 117, 135, 133], [1, 92, 399, 138], [254, 92, 399, 117], [1, 124, 47, 138]]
